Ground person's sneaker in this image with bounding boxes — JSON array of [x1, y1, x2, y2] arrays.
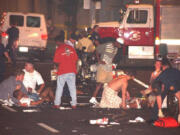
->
[[52, 105, 60, 109], [71, 105, 77, 109], [89, 97, 99, 105]]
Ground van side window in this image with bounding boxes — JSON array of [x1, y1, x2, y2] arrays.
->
[[27, 16, 40, 27], [127, 10, 148, 24], [10, 15, 24, 26]]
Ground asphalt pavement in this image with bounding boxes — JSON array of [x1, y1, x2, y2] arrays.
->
[[0, 61, 180, 135]]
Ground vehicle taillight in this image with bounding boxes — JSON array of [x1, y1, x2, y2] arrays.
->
[[41, 34, 48, 40], [1, 32, 8, 39]]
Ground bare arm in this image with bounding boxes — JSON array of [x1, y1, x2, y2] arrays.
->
[[4, 52, 11, 63], [121, 81, 128, 109], [37, 84, 45, 94], [30, 99, 44, 106]]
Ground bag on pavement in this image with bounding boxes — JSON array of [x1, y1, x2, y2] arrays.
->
[[153, 117, 179, 128]]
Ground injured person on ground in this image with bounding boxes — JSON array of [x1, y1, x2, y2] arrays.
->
[[13, 87, 54, 107]]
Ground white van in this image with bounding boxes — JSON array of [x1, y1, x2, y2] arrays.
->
[[0, 12, 47, 57]]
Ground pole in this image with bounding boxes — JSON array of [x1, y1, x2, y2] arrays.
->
[[90, 0, 96, 26]]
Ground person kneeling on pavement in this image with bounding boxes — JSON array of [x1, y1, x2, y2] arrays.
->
[[99, 72, 140, 109]]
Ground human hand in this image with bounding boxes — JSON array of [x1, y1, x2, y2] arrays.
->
[[16, 84, 21, 90], [121, 103, 127, 110]]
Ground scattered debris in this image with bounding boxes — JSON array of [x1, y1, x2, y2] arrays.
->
[[89, 117, 109, 125], [72, 129, 78, 133], [109, 122, 120, 125], [129, 117, 145, 123], [99, 125, 106, 128]]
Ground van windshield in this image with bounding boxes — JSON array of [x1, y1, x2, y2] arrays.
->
[[27, 16, 40, 27], [9, 15, 24, 26]]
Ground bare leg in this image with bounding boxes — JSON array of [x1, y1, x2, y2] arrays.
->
[[48, 88, 55, 101], [40, 87, 54, 102], [93, 83, 103, 97]]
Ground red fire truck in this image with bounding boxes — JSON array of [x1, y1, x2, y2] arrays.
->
[[96, 0, 180, 66]]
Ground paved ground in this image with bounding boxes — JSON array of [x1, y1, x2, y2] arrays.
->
[[1, 100, 180, 135], [0, 61, 180, 135]]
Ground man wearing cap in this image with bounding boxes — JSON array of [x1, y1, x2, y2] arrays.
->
[[53, 34, 78, 109], [151, 58, 180, 124]]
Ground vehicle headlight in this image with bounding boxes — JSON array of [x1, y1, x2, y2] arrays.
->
[[116, 38, 124, 44]]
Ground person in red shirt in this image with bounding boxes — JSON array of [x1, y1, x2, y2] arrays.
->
[[53, 33, 78, 109]]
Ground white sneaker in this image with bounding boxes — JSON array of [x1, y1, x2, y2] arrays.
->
[[89, 97, 98, 105]]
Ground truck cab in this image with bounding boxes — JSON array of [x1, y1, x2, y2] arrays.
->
[[97, 2, 180, 66]]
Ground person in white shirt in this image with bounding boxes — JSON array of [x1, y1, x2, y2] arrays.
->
[[23, 62, 54, 102]]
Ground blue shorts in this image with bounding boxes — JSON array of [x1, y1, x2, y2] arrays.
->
[[28, 93, 39, 101]]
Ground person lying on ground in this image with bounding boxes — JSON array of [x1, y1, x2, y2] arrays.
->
[[13, 86, 54, 107], [13, 90, 44, 107], [99, 72, 134, 109]]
